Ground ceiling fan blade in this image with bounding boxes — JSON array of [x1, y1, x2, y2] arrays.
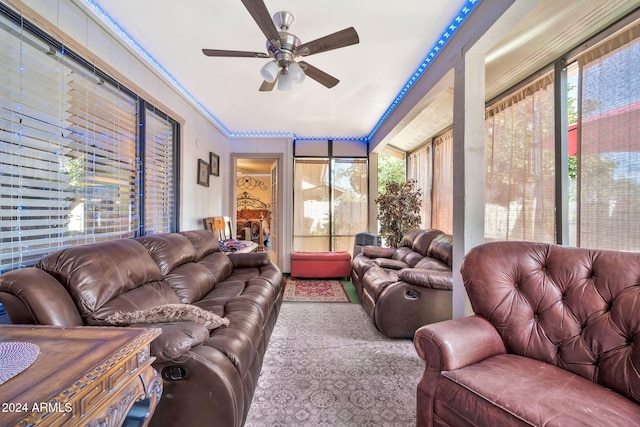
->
[[259, 79, 277, 92], [297, 27, 359, 56], [241, 0, 281, 47], [202, 49, 269, 58], [298, 61, 339, 88]]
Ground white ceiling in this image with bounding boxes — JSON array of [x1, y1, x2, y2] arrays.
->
[[78, 0, 468, 140], [77, 0, 640, 152]]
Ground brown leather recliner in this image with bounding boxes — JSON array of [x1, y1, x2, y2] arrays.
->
[[414, 241, 640, 426], [0, 230, 284, 427], [351, 229, 453, 338]]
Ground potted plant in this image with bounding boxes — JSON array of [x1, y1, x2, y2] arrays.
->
[[375, 180, 423, 248]]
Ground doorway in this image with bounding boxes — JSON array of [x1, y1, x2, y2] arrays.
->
[[233, 155, 282, 268]]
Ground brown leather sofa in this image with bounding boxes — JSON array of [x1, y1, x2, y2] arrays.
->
[[351, 229, 453, 338], [0, 230, 284, 427], [414, 241, 640, 426]]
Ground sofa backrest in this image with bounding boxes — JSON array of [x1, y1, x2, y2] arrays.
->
[[426, 233, 453, 268], [36, 238, 179, 325], [392, 229, 445, 268], [461, 241, 640, 405], [137, 231, 232, 304]]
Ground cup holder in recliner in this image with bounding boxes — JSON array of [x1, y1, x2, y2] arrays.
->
[[405, 289, 420, 300], [162, 365, 188, 381]]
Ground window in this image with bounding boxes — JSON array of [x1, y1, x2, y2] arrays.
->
[[432, 130, 453, 234], [144, 106, 177, 235], [0, 6, 178, 272], [407, 145, 432, 229], [293, 142, 368, 253], [576, 24, 640, 251], [484, 75, 556, 243]]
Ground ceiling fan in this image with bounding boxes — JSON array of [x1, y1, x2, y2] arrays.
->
[[202, 0, 359, 91]]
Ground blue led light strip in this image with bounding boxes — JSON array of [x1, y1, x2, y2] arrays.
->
[[367, 0, 480, 142], [82, 0, 479, 143]]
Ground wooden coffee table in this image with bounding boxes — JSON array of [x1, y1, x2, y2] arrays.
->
[[0, 325, 162, 426]]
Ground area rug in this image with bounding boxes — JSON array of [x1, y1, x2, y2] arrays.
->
[[245, 303, 423, 426], [283, 277, 350, 302]]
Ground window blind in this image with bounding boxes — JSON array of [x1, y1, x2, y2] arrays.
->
[[407, 144, 432, 229], [577, 22, 640, 251], [432, 130, 453, 234], [0, 9, 181, 272], [484, 74, 556, 243], [144, 107, 175, 235]]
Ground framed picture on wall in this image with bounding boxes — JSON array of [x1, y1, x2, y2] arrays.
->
[[197, 159, 210, 187], [210, 152, 220, 176]]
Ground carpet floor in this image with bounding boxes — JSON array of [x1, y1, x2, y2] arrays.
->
[[283, 278, 351, 303], [245, 302, 423, 426]]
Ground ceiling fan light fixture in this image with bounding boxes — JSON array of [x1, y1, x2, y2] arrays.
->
[[260, 60, 279, 83], [288, 61, 305, 84], [277, 69, 292, 91]]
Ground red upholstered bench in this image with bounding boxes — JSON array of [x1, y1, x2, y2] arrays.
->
[[290, 251, 352, 279]]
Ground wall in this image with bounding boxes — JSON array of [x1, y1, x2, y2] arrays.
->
[[12, 0, 233, 232]]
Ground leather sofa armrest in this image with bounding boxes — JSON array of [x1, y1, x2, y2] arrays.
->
[[362, 246, 395, 259], [414, 315, 506, 371], [227, 251, 270, 268], [142, 321, 211, 362], [398, 269, 452, 290], [374, 258, 409, 270], [0, 268, 83, 326]]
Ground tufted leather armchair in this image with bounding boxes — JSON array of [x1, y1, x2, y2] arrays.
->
[[414, 241, 640, 426], [351, 229, 453, 338]]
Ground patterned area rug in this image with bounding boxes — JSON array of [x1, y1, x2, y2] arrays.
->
[[283, 278, 350, 302], [245, 303, 423, 426]]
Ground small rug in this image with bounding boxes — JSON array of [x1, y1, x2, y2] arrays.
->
[[283, 278, 350, 302]]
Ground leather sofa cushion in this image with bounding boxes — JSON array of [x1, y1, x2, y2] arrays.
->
[[374, 258, 409, 270], [36, 239, 166, 317], [412, 229, 444, 256], [180, 229, 221, 259], [426, 233, 453, 268], [362, 246, 395, 259], [413, 256, 450, 271], [139, 233, 223, 303], [437, 354, 640, 426], [137, 233, 198, 275], [146, 322, 211, 362], [90, 281, 181, 325], [392, 247, 423, 267]]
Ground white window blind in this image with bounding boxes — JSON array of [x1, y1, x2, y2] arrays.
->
[[577, 23, 640, 251], [0, 11, 173, 272], [407, 144, 432, 229], [64, 74, 138, 242], [144, 108, 175, 235], [484, 74, 556, 243]]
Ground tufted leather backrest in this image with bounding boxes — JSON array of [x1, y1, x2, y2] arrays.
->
[[461, 241, 640, 404], [137, 232, 222, 304]]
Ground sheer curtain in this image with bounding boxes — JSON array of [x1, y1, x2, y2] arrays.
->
[[332, 159, 368, 252], [432, 130, 453, 234], [293, 159, 330, 251], [484, 74, 556, 243], [577, 23, 640, 251], [407, 144, 432, 228]]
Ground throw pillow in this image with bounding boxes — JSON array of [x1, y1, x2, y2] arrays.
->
[[105, 304, 229, 330]]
